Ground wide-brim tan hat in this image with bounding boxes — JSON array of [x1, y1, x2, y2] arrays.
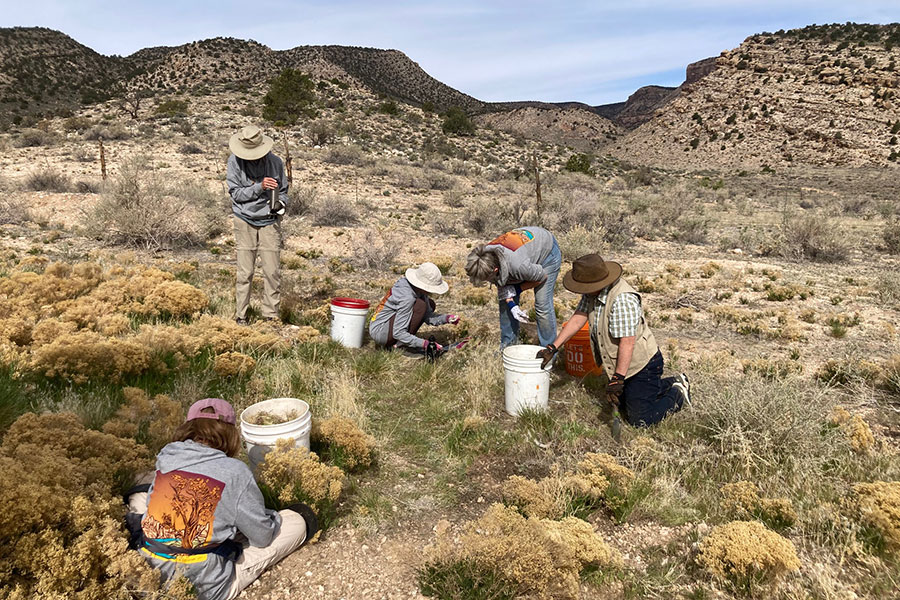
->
[[406, 262, 449, 295], [562, 254, 622, 294], [229, 125, 274, 160]]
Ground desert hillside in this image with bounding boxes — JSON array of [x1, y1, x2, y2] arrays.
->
[[615, 23, 900, 168]]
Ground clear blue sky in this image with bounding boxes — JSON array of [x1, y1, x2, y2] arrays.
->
[[1, 1, 897, 105]]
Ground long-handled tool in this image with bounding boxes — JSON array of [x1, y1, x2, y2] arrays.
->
[[425, 335, 470, 362], [610, 400, 623, 443]]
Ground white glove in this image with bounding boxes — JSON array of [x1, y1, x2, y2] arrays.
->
[[497, 285, 517, 301], [510, 305, 531, 323]]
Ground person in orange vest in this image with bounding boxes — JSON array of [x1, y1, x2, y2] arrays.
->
[[464, 226, 561, 349], [537, 254, 690, 427]]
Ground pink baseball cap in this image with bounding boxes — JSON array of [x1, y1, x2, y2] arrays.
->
[[186, 398, 236, 425]]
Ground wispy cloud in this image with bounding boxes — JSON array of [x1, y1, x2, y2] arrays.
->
[[1, 0, 897, 104]]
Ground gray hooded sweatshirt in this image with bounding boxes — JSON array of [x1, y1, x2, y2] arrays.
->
[[484, 226, 557, 287], [140, 440, 281, 600], [227, 153, 289, 227], [369, 276, 449, 349]]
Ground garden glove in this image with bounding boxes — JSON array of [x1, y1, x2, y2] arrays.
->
[[510, 304, 530, 323], [285, 502, 319, 545], [606, 373, 625, 406], [536, 343, 558, 369], [446, 314, 460, 324]]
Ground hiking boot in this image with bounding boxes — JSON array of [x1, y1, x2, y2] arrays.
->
[[235, 317, 249, 326], [673, 372, 691, 407]]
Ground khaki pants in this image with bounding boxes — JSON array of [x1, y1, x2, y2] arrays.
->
[[234, 216, 282, 319]]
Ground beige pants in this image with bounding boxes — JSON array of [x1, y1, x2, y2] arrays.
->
[[127, 491, 306, 600], [234, 216, 282, 319]]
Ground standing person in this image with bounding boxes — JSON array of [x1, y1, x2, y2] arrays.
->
[[369, 262, 460, 355], [126, 398, 316, 600], [465, 226, 561, 349], [227, 125, 289, 324], [537, 254, 690, 427]]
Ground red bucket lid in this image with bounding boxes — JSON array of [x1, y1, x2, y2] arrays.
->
[[331, 297, 370, 309]]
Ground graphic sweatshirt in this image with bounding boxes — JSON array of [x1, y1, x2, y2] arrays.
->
[[140, 440, 282, 600], [484, 226, 557, 287]]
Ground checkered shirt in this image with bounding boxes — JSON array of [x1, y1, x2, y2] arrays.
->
[[575, 288, 642, 338]]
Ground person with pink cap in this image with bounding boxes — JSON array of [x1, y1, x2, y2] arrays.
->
[[126, 398, 315, 600]]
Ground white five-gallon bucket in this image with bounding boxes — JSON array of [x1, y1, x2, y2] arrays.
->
[[502, 344, 550, 417], [330, 297, 370, 348], [240, 398, 312, 469]]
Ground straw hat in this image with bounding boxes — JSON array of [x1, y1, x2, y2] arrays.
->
[[562, 254, 622, 294], [229, 125, 274, 160], [406, 262, 449, 295]]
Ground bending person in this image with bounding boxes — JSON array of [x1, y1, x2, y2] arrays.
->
[[369, 262, 459, 355], [126, 398, 315, 600], [465, 226, 561, 349], [537, 254, 690, 427]]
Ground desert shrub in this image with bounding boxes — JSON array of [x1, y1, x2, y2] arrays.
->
[[441, 107, 475, 136], [0, 195, 30, 225], [154, 98, 189, 117], [742, 357, 802, 379], [698, 521, 800, 587], [464, 197, 514, 235], [287, 184, 316, 216], [85, 155, 224, 250], [83, 124, 131, 141], [75, 179, 101, 193], [312, 194, 359, 226], [845, 481, 900, 555], [564, 153, 593, 175], [14, 127, 56, 147], [322, 144, 370, 166], [102, 387, 183, 453], [778, 214, 849, 262], [719, 481, 798, 530], [0, 412, 165, 599], [177, 142, 203, 154], [460, 286, 492, 306], [140, 280, 209, 318], [307, 119, 335, 146], [557, 223, 607, 261], [311, 415, 376, 471], [263, 69, 316, 125], [25, 169, 71, 192], [352, 228, 401, 269], [378, 99, 400, 115], [213, 351, 256, 377], [29, 331, 151, 383], [420, 504, 620, 599], [828, 407, 875, 453], [883, 219, 900, 254], [256, 440, 345, 530]]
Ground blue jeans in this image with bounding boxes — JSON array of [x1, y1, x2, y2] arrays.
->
[[499, 242, 562, 349], [621, 350, 684, 427]]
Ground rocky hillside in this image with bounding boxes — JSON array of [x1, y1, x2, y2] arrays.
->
[[614, 23, 900, 169], [473, 106, 622, 151], [0, 28, 482, 126]]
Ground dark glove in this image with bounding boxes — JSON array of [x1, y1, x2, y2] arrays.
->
[[536, 343, 557, 369], [286, 502, 319, 545], [606, 373, 625, 404]]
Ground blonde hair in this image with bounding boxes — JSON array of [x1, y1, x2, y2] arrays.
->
[[172, 408, 241, 457], [465, 245, 500, 285]]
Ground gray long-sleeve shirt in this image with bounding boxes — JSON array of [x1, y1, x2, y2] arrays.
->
[[485, 226, 557, 287], [140, 440, 282, 600], [227, 153, 289, 227], [369, 277, 448, 349]]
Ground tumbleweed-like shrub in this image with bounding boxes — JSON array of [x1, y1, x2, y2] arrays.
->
[[845, 481, 900, 556], [256, 439, 345, 530], [27, 330, 152, 383], [698, 520, 801, 586], [102, 387, 184, 453], [720, 481, 798, 530], [828, 407, 876, 454], [213, 351, 257, 377], [311, 415, 376, 471], [0, 412, 166, 599], [139, 280, 209, 318], [420, 503, 620, 600]]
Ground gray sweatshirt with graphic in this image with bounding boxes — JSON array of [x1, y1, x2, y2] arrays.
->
[[369, 276, 449, 349], [140, 440, 282, 600], [227, 153, 289, 227], [485, 226, 557, 287]]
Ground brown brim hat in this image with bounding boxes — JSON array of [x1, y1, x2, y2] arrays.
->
[[562, 254, 622, 294], [229, 125, 274, 160]]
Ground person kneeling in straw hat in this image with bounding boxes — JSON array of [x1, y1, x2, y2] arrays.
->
[[227, 125, 289, 324], [369, 263, 461, 356], [537, 254, 691, 427]]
